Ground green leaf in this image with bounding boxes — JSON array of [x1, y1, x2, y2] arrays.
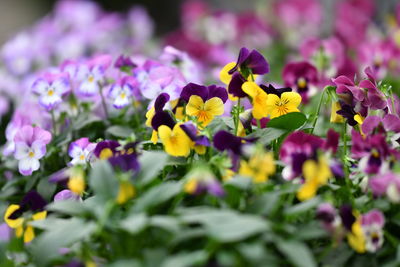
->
[[89, 161, 119, 201], [132, 181, 182, 212], [267, 112, 307, 131], [29, 218, 96, 265], [284, 196, 321, 216], [247, 128, 286, 145], [46, 200, 89, 217], [149, 216, 181, 234], [161, 251, 208, 267], [106, 125, 134, 138], [37, 178, 57, 201], [276, 240, 316, 267], [119, 213, 148, 234], [137, 151, 169, 186], [224, 176, 253, 190]]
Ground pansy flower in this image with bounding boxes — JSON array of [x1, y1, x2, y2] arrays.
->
[[158, 123, 192, 157], [108, 76, 139, 109], [76, 54, 112, 97], [31, 72, 70, 110], [114, 55, 137, 71], [14, 125, 52, 176], [220, 47, 269, 98], [184, 167, 224, 197], [54, 189, 81, 202], [369, 172, 400, 203], [94, 141, 140, 172], [180, 122, 210, 155], [68, 137, 96, 166], [3, 191, 47, 243], [265, 91, 301, 119], [3, 111, 31, 156], [239, 148, 275, 183], [361, 210, 385, 253], [180, 83, 227, 126], [282, 61, 319, 103]]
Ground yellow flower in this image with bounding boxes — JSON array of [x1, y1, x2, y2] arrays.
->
[[297, 157, 331, 201], [222, 169, 236, 182], [145, 107, 155, 127], [184, 179, 198, 194], [186, 96, 224, 127], [265, 92, 301, 118], [158, 123, 192, 157], [4, 204, 47, 243], [347, 219, 366, 253], [353, 114, 364, 125], [330, 101, 344, 123], [150, 130, 158, 144], [239, 151, 275, 183], [68, 169, 86, 195], [116, 181, 135, 204], [242, 82, 269, 119]]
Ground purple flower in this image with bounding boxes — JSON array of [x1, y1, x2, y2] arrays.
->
[[369, 172, 400, 202], [114, 55, 137, 70], [336, 102, 359, 127], [54, 189, 81, 202], [228, 47, 269, 76], [316, 203, 339, 232], [94, 141, 140, 172], [68, 137, 96, 166], [361, 114, 400, 136], [259, 84, 292, 97], [3, 112, 31, 156], [31, 72, 70, 111], [14, 125, 52, 176], [180, 83, 228, 103], [184, 168, 225, 197], [108, 76, 139, 109], [76, 54, 112, 97], [282, 61, 319, 103], [361, 209, 385, 252], [0, 223, 12, 242], [180, 122, 210, 147]]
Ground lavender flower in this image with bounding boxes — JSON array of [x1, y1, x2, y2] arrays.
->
[[68, 137, 96, 166]]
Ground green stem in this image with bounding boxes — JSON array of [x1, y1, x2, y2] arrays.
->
[[257, 119, 261, 129], [99, 83, 109, 119], [310, 90, 325, 135], [50, 110, 57, 135], [234, 98, 241, 135]]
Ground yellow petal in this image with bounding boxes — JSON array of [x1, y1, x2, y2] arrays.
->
[[354, 114, 364, 125], [116, 181, 135, 204], [348, 220, 366, 253], [204, 97, 224, 116], [68, 175, 85, 195], [145, 107, 155, 127], [219, 62, 236, 85], [281, 92, 302, 107], [297, 180, 318, 201], [32, 211, 47, 221], [194, 145, 206, 155], [151, 130, 158, 144], [241, 82, 260, 98], [330, 102, 344, 123], [184, 179, 198, 194], [186, 95, 204, 116], [15, 226, 24, 238], [265, 94, 280, 116], [4, 204, 24, 229], [158, 125, 172, 142], [24, 225, 35, 243], [99, 148, 113, 160], [175, 106, 185, 120]]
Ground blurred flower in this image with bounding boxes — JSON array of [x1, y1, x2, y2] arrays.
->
[[14, 125, 52, 176], [369, 172, 400, 203], [68, 137, 96, 166], [361, 210, 385, 252], [184, 167, 224, 197], [116, 181, 135, 204], [3, 112, 31, 156], [94, 141, 140, 172], [67, 167, 86, 195], [108, 76, 139, 109], [239, 149, 275, 183], [54, 189, 81, 202]]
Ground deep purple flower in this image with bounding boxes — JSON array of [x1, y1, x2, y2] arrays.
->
[[180, 122, 210, 147], [282, 61, 319, 103], [0, 223, 12, 242], [68, 137, 96, 166], [94, 141, 140, 172], [31, 72, 70, 111], [114, 55, 137, 70], [339, 204, 356, 232], [260, 84, 292, 97], [180, 83, 228, 103], [228, 47, 269, 76], [7, 191, 47, 220], [336, 102, 358, 126], [14, 125, 52, 176], [316, 203, 339, 232]]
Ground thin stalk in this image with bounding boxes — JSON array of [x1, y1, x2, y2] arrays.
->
[[257, 119, 261, 129], [234, 98, 241, 136], [50, 110, 57, 135], [99, 83, 109, 119], [310, 90, 325, 135]]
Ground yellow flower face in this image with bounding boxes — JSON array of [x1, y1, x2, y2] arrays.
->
[[265, 92, 301, 118], [68, 172, 86, 195], [297, 157, 331, 201], [242, 82, 269, 119], [158, 124, 192, 157], [186, 95, 224, 127], [4, 204, 24, 229], [330, 101, 344, 123], [239, 152, 275, 183]]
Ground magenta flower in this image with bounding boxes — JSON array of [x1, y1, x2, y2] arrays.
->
[[369, 172, 400, 203], [3, 112, 31, 156], [316, 203, 339, 233], [31, 72, 70, 110], [361, 209, 385, 252], [14, 125, 52, 176], [68, 138, 96, 166], [282, 61, 319, 103], [76, 54, 112, 97], [108, 76, 139, 109]]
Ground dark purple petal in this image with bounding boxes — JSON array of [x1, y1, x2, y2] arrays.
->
[[383, 114, 400, 133], [207, 84, 228, 103], [339, 204, 355, 231], [228, 73, 247, 98], [336, 103, 358, 126], [195, 136, 210, 147], [244, 49, 269, 75], [260, 84, 292, 97], [213, 130, 243, 155], [316, 203, 336, 224], [180, 83, 208, 102], [94, 140, 120, 158], [206, 180, 225, 197], [330, 160, 344, 178], [180, 123, 198, 141], [229, 47, 250, 74], [151, 111, 176, 130], [154, 93, 170, 111], [292, 153, 308, 177], [9, 191, 47, 219], [324, 129, 340, 154], [108, 153, 140, 172]]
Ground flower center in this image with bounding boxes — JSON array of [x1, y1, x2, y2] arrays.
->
[[79, 154, 85, 161], [47, 89, 54, 96], [197, 110, 210, 122], [88, 75, 94, 83], [28, 151, 35, 158], [297, 77, 307, 89], [120, 92, 126, 99]]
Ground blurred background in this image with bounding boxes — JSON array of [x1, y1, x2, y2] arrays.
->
[[0, 0, 398, 45]]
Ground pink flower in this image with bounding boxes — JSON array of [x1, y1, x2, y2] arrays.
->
[[68, 137, 96, 166]]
